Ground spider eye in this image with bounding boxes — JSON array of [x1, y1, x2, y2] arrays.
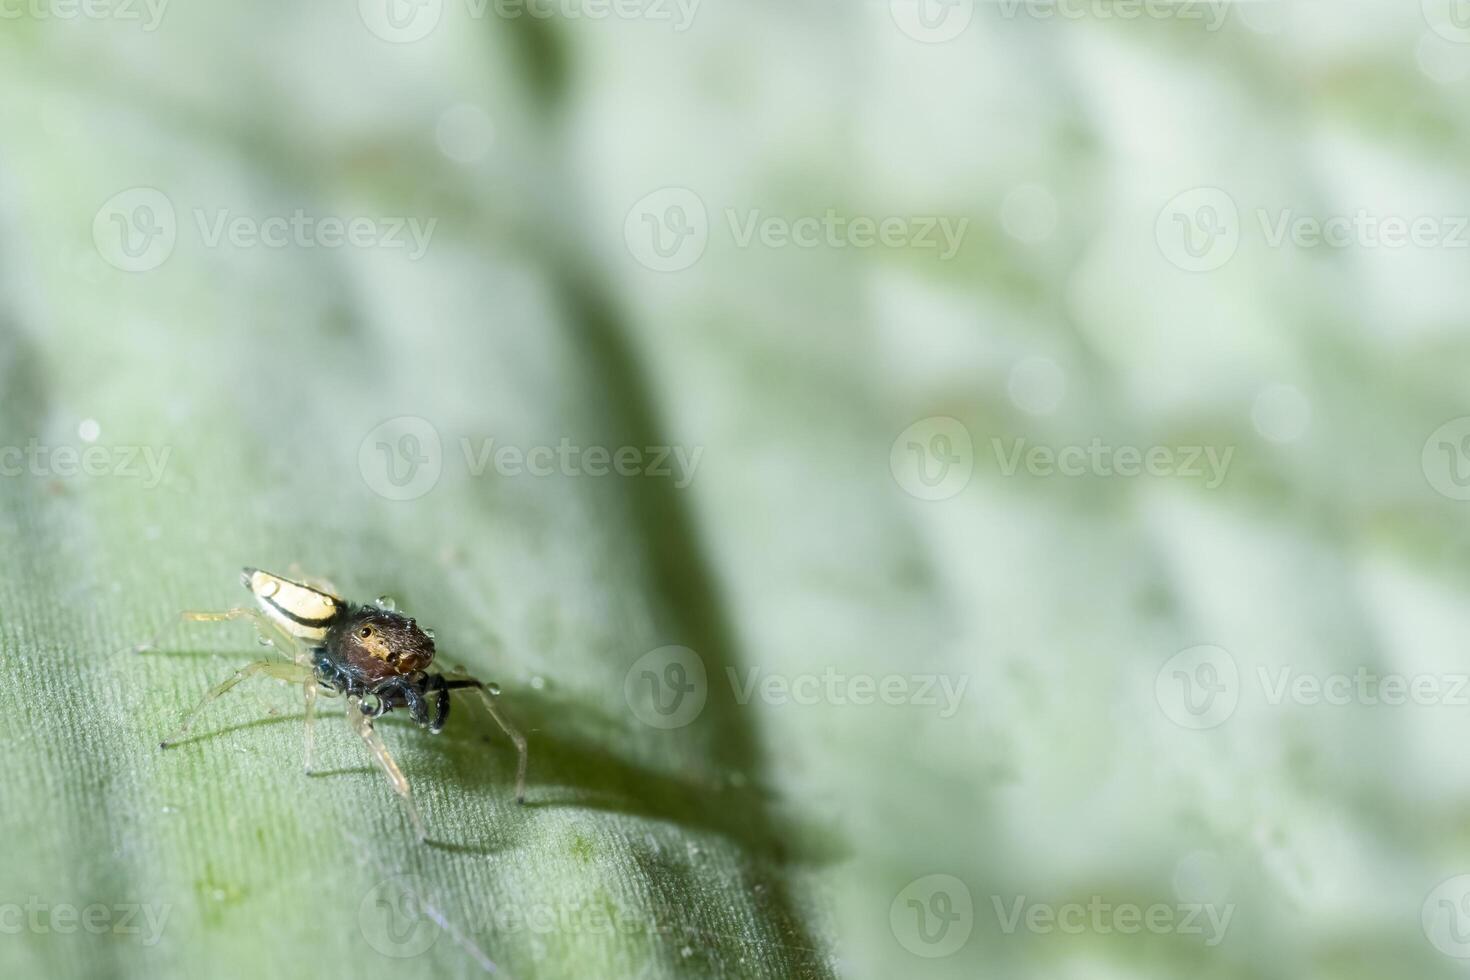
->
[[359, 627, 372, 638]]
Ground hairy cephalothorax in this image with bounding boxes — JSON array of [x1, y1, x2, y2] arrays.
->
[[140, 567, 528, 841]]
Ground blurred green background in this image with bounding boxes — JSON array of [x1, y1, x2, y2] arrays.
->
[[4, 1, 1470, 978]]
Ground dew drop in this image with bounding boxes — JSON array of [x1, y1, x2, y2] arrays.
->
[[374, 595, 396, 611], [680, 946, 693, 959], [530, 675, 545, 690], [423, 628, 436, 640], [256, 636, 273, 647], [258, 579, 279, 598], [487, 682, 501, 696]]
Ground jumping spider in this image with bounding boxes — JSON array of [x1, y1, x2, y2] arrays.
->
[[146, 567, 528, 840]]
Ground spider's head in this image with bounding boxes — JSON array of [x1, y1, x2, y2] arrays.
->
[[328, 606, 436, 680]]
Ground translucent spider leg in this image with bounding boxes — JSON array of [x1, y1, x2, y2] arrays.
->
[[142, 607, 320, 765], [133, 607, 310, 666], [131, 607, 252, 655], [444, 677, 528, 804], [347, 696, 426, 841], [302, 679, 319, 774], [160, 660, 313, 747], [285, 563, 341, 596]]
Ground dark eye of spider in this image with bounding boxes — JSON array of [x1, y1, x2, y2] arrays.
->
[[359, 627, 372, 638]]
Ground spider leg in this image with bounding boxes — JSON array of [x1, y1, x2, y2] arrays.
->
[[443, 677, 528, 804], [285, 563, 341, 595], [372, 678, 429, 727], [303, 678, 319, 774], [134, 607, 309, 666], [346, 696, 426, 841], [423, 674, 451, 734], [160, 660, 312, 747]]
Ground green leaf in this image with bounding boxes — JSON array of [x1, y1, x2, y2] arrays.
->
[[0, 19, 856, 980]]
